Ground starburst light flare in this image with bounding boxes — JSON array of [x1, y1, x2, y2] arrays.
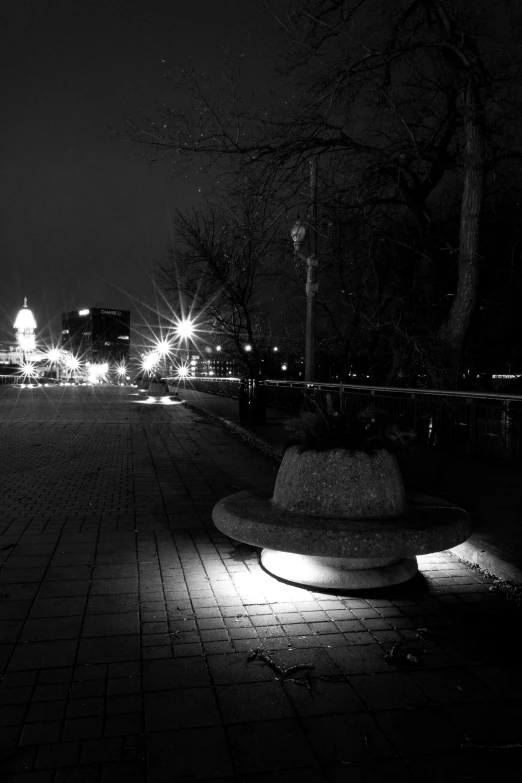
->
[[141, 352, 159, 373], [175, 362, 190, 379], [175, 318, 195, 340]]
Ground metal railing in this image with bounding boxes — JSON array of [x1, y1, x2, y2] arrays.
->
[[0, 374, 24, 385], [167, 376, 522, 462]]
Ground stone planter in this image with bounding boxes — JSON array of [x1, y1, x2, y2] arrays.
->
[[212, 445, 471, 590], [272, 445, 407, 519]]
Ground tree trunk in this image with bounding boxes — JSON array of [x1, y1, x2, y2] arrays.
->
[[439, 72, 485, 382]]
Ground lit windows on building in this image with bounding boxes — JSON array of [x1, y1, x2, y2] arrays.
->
[[61, 307, 131, 362]]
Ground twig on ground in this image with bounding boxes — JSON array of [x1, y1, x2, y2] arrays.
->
[[247, 648, 315, 682]]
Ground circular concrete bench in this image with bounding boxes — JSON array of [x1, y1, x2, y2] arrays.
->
[[212, 492, 471, 589]]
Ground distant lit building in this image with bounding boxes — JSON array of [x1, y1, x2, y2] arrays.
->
[[61, 307, 131, 363], [0, 297, 52, 373], [14, 298, 37, 353], [192, 354, 238, 377]]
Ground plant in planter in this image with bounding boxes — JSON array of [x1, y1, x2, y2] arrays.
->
[[212, 394, 470, 590], [275, 398, 416, 519]]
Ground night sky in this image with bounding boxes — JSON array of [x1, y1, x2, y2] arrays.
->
[[1, 0, 277, 345]]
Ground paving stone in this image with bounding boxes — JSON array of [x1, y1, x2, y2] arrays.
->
[[0, 567, 47, 583], [89, 579, 138, 596], [37, 581, 91, 598], [303, 713, 394, 764], [285, 635, 323, 649], [411, 667, 497, 703], [206, 652, 279, 685], [325, 758, 415, 782], [108, 661, 140, 678], [143, 656, 210, 690], [67, 697, 105, 718], [27, 700, 68, 723], [70, 680, 106, 699], [342, 631, 375, 645], [0, 685, 33, 704], [237, 768, 326, 783], [147, 726, 233, 780], [74, 664, 108, 681], [55, 766, 101, 782], [284, 678, 364, 716], [227, 718, 316, 773], [406, 748, 519, 782], [77, 636, 141, 665], [32, 682, 72, 702], [105, 713, 144, 740], [101, 760, 147, 782], [80, 737, 123, 764], [0, 619, 24, 643], [216, 681, 295, 723], [326, 645, 389, 674], [82, 613, 140, 637], [0, 703, 26, 727], [348, 671, 431, 710], [107, 678, 141, 696], [35, 742, 81, 769], [0, 600, 32, 620], [86, 596, 138, 614], [20, 720, 63, 745], [145, 687, 220, 731], [7, 772, 55, 783], [2, 386, 521, 782], [374, 706, 465, 755], [21, 616, 83, 641], [8, 640, 78, 670], [63, 715, 105, 741], [106, 693, 143, 716], [29, 597, 88, 618], [443, 699, 522, 745]]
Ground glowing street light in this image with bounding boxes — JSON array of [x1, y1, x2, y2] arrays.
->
[[115, 362, 128, 383], [175, 318, 195, 340], [175, 362, 190, 379], [46, 348, 62, 381], [155, 337, 173, 356], [19, 361, 38, 385], [141, 353, 159, 373], [174, 317, 198, 372], [65, 355, 81, 380], [244, 344, 252, 352]]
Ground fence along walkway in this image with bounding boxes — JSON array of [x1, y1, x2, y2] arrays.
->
[[167, 377, 522, 462]]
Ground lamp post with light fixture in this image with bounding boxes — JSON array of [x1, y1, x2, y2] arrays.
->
[[175, 317, 195, 376], [46, 348, 62, 381], [290, 158, 318, 383]]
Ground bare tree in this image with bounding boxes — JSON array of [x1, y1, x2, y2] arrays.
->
[[127, 0, 522, 386], [159, 178, 289, 376]]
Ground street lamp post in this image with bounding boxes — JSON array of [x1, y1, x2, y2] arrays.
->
[[47, 349, 61, 381], [291, 158, 318, 383], [175, 318, 195, 374]]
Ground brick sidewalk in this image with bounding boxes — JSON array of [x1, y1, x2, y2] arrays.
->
[[0, 386, 521, 782]]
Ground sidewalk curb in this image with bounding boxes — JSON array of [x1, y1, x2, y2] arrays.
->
[[181, 400, 283, 465], [450, 540, 522, 585]]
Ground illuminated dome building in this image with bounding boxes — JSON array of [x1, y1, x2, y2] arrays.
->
[[14, 297, 37, 353]]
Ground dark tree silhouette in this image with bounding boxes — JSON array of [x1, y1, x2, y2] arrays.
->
[[126, 0, 522, 386]]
